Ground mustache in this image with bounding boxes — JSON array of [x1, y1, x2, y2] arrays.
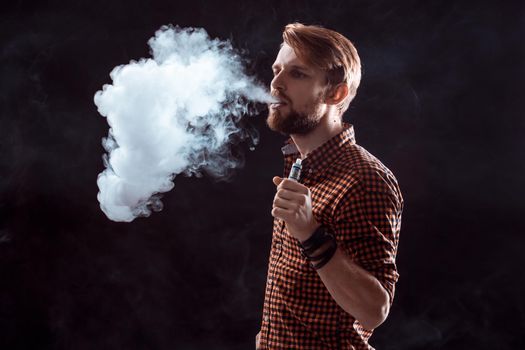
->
[[270, 90, 291, 104]]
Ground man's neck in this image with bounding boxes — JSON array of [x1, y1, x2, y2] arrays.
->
[[290, 115, 344, 159]]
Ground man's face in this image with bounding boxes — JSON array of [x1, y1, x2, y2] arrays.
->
[[267, 43, 328, 135]]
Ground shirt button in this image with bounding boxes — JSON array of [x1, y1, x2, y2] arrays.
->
[[268, 278, 273, 285], [308, 169, 313, 174], [264, 315, 269, 322]]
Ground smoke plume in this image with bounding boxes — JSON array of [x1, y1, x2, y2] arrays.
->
[[94, 25, 271, 222]]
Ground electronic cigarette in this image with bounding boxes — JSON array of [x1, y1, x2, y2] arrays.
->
[[288, 158, 302, 181]]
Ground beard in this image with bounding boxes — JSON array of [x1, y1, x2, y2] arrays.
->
[[266, 103, 323, 136]]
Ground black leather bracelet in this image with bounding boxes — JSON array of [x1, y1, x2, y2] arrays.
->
[[300, 226, 326, 250], [299, 234, 329, 261], [302, 234, 333, 257], [311, 238, 338, 270], [299, 226, 337, 265]]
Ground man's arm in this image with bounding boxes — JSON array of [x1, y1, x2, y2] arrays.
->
[[271, 176, 396, 330], [310, 243, 391, 330]]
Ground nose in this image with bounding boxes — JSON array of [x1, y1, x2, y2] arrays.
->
[[271, 70, 286, 92]]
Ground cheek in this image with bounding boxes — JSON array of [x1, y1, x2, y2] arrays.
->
[[287, 81, 326, 108], [289, 87, 313, 104], [295, 91, 323, 111]]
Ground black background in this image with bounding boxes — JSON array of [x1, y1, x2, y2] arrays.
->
[[1, 0, 524, 349]]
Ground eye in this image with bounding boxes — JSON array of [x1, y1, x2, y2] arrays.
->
[[291, 70, 307, 78]]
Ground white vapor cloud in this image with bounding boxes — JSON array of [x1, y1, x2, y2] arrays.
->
[[94, 25, 271, 222]]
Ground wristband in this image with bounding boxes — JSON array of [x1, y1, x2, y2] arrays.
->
[[300, 226, 327, 250], [311, 239, 337, 270], [298, 226, 338, 269], [302, 234, 333, 258]]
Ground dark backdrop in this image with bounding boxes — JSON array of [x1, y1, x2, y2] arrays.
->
[[1, 0, 524, 349]]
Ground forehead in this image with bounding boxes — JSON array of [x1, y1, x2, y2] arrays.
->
[[272, 43, 311, 70]]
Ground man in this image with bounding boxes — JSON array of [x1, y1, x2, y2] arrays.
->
[[256, 23, 403, 349]]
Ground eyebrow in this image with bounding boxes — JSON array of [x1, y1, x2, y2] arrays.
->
[[272, 64, 311, 73]]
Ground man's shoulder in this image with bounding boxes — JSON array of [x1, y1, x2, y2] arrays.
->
[[335, 143, 401, 195]]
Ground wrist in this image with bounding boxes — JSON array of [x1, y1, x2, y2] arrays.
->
[[298, 226, 338, 270], [297, 222, 321, 243]]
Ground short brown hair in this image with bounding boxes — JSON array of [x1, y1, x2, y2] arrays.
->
[[282, 23, 361, 114]]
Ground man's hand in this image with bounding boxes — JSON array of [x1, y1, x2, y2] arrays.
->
[[271, 176, 320, 242]]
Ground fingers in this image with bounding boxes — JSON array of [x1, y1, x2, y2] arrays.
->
[[255, 331, 261, 349], [280, 179, 308, 194], [273, 197, 296, 210], [275, 188, 304, 202], [273, 188, 307, 209], [272, 175, 311, 224], [271, 206, 294, 221], [273, 176, 309, 194], [272, 176, 283, 186]]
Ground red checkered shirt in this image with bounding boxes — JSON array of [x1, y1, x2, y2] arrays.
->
[[259, 123, 403, 349]]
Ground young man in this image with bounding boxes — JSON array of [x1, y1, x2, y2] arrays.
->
[[256, 23, 403, 349]]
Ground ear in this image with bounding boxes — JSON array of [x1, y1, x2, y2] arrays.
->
[[324, 83, 349, 106]]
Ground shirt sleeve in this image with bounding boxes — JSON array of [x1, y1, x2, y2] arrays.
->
[[332, 186, 403, 305]]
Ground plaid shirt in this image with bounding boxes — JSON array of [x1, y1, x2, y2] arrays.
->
[[259, 123, 403, 349]]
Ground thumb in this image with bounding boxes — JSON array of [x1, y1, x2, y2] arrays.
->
[[273, 176, 283, 186]]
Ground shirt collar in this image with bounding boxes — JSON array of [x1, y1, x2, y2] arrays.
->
[[281, 123, 356, 175]]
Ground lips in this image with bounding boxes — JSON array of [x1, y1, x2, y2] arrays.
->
[[269, 94, 290, 109], [270, 101, 287, 109]]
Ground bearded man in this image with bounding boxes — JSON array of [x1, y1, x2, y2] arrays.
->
[[256, 23, 404, 349]]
